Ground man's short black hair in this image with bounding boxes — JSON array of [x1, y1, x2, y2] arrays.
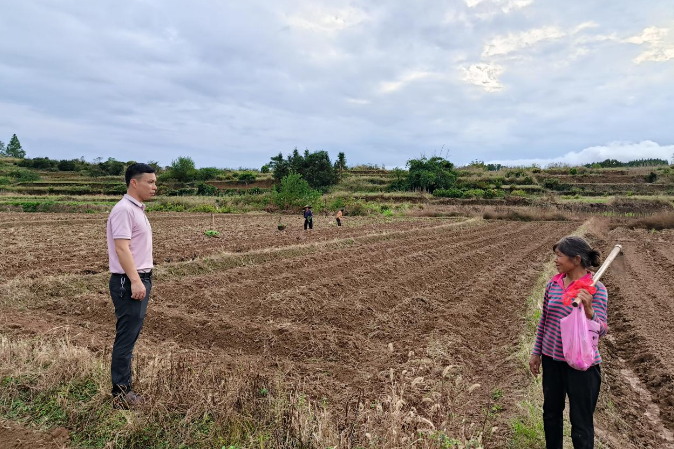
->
[[125, 163, 156, 187]]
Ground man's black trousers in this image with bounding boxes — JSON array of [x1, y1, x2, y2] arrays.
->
[[109, 273, 151, 396]]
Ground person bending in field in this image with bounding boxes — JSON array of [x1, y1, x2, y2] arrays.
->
[[106, 163, 157, 409], [336, 209, 343, 227], [529, 236, 608, 449], [303, 205, 313, 230]]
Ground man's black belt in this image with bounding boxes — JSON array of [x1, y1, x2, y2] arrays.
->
[[112, 271, 152, 280]]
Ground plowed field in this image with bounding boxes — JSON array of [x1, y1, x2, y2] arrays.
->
[[591, 227, 674, 449], [12, 212, 674, 447], [1, 212, 584, 447]]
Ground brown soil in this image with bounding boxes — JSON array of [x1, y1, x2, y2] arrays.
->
[[0, 419, 69, 448], [590, 227, 674, 448], [0, 212, 446, 282], [1, 215, 579, 446], [11, 211, 673, 447]]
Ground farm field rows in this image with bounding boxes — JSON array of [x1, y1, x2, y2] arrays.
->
[[592, 227, 674, 448], [1, 211, 673, 447]]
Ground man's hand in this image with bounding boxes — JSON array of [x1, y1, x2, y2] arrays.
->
[[131, 280, 146, 300], [529, 354, 542, 377], [576, 289, 594, 319]]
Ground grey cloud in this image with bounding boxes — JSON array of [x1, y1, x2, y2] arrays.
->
[[0, 0, 672, 168]]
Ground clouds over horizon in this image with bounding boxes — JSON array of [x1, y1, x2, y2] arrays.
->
[[0, 0, 673, 168], [488, 141, 674, 167]]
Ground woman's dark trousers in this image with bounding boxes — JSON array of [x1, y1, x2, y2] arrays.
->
[[542, 355, 601, 449]]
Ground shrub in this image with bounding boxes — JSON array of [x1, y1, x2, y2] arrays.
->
[[463, 189, 485, 198], [329, 196, 347, 210], [196, 182, 218, 196], [237, 172, 257, 185], [510, 189, 527, 197], [272, 173, 321, 210], [646, 172, 658, 183], [433, 188, 464, 198], [8, 169, 40, 182], [542, 178, 562, 190], [346, 200, 380, 216], [190, 204, 218, 213], [483, 189, 504, 199], [104, 184, 128, 195], [569, 168, 578, 175], [195, 167, 221, 181]]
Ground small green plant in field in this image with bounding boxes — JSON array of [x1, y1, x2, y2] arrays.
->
[[204, 230, 220, 237], [492, 388, 504, 401]]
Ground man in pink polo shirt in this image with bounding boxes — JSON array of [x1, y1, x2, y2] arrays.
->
[[106, 163, 156, 409]]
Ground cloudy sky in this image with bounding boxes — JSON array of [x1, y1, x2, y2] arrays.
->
[[1, 0, 673, 169]]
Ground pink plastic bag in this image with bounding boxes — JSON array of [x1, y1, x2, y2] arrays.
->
[[560, 304, 596, 371]]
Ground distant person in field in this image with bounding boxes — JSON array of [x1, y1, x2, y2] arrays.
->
[[336, 209, 343, 227], [106, 163, 157, 409], [529, 236, 608, 449], [303, 205, 313, 230]]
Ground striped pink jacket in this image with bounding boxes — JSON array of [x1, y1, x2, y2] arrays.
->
[[532, 272, 608, 365]]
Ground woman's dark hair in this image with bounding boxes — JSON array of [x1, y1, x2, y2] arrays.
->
[[553, 236, 601, 268], [125, 163, 156, 186]]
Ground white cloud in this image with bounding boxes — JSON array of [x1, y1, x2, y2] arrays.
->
[[286, 6, 368, 33], [379, 71, 436, 93], [488, 141, 674, 167], [465, 0, 534, 15], [625, 27, 674, 64], [572, 21, 599, 34], [625, 27, 668, 45], [460, 63, 505, 92], [482, 26, 566, 58], [346, 98, 371, 105]]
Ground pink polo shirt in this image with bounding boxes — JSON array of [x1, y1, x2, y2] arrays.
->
[[107, 194, 153, 274]]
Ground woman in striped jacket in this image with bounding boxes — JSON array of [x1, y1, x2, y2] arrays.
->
[[529, 236, 608, 449]]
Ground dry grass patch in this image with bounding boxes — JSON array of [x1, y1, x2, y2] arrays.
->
[[0, 333, 503, 448]]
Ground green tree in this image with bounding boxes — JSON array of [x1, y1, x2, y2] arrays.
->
[[334, 152, 347, 180], [147, 160, 163, 174], [269, 152, 290, 181], [57, 159, 76, 171], [406, 156, 457, 193], [5, 134, 26, 158], [302, 150, 337, 189], [387, 168, 408, 191], [169, 156, 197, 182], [99, 158, 125, 176], [269, 149, 338, 190], [273, 173, 321, 210]]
